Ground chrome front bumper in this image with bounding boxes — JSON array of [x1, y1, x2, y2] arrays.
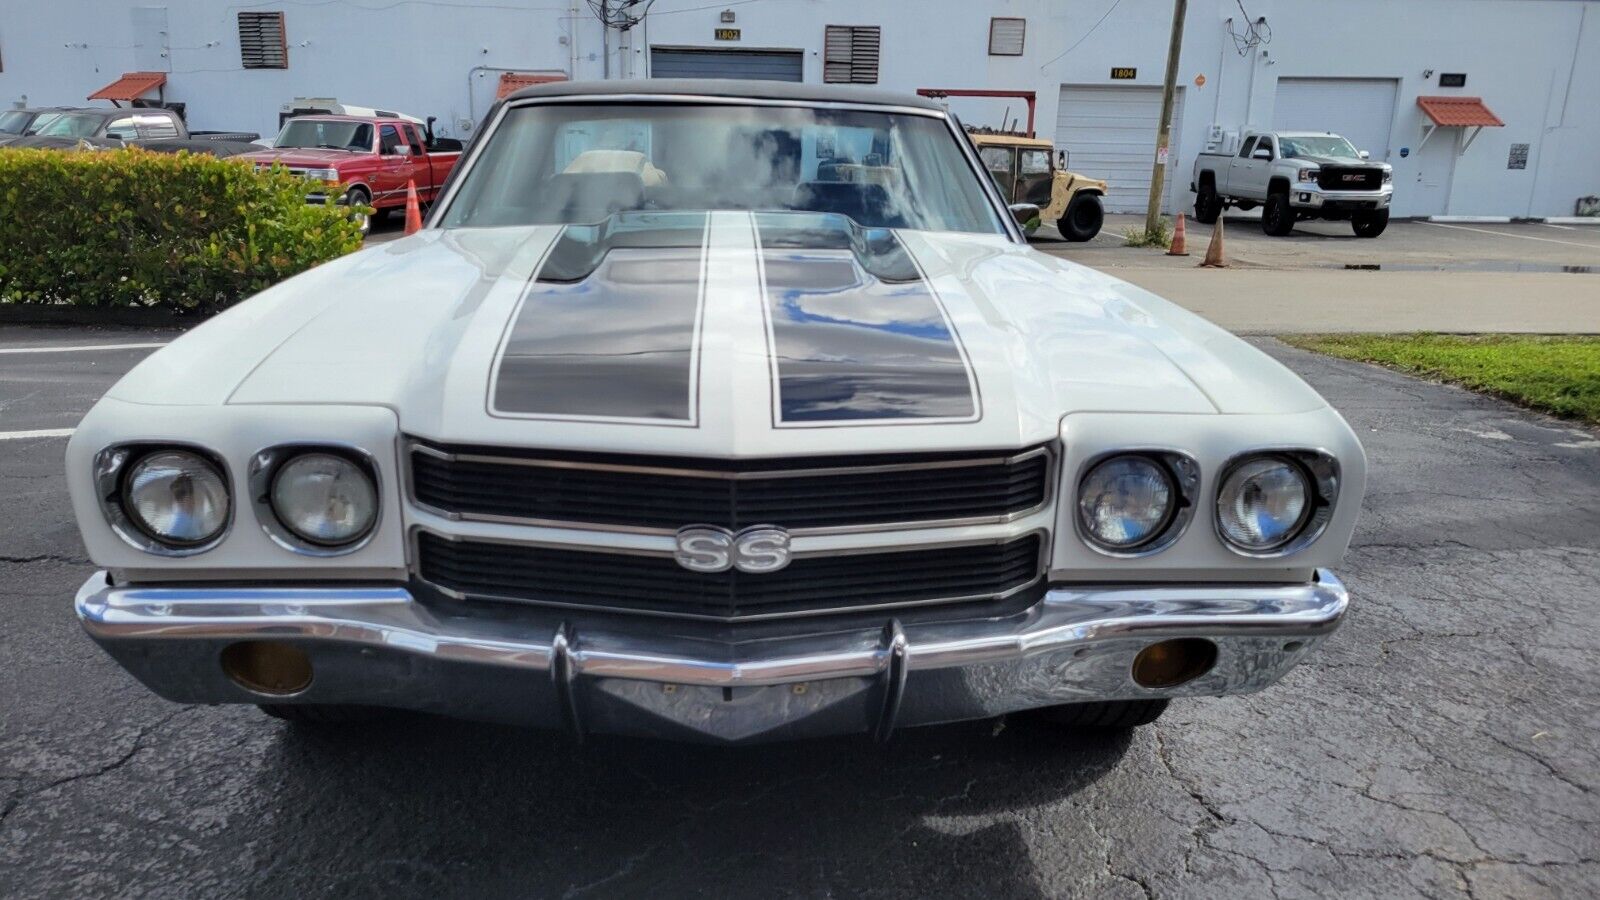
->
[[76, 570, 1347, 743], [1291, 185, 1393, 209]]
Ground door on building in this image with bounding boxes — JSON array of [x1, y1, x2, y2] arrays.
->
[[649, 48, 804, 81], [1407, 128, 1460, 218], [1055, 85, 1185, 214], [1271, 78, 1398, 161]]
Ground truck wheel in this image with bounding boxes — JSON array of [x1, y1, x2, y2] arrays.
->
[[1057, 194, 1104, 242], [1193, 183, 1221, 224], [258, 704, 392, 726], [1030, 699, 1169, 730], [340, 187, 372, 236], [1352, 209, 1389, 238], [1263, 191, 1295, 236]]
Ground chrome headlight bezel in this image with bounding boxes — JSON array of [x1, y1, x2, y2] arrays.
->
[[1297, 166, 1319, 183], [1074, 450, 1200, 558], [1213, 449, 1340, 558], [94, 443, 234, 556], [249, 444, 381, 557]]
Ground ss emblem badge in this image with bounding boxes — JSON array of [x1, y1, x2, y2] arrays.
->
[[674, 525, 792, 574]]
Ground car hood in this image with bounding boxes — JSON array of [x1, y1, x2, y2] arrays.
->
[[1293, 155, 1390, 169], [108, 213, 1328, 456], [237, 148, 358, 167]]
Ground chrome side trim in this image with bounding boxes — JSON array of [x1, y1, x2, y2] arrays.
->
[[403, 440, 1056, 537], [408, 526, 1050, 624]]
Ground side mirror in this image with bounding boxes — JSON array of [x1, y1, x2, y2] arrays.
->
[[1358, 149, 1371, 160], [1253, 147, 1272, 160], [1008, 202, 1041, 228], [1057, 149, 1069, 170]]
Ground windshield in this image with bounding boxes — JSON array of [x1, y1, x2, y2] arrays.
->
[[37, 113, 104, 138], [1278, 136, 1361, 160], [0, 111, 32, 135], [439, 103, 1006, 234], [274, 119, 373, 151]]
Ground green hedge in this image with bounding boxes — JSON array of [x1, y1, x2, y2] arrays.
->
[[0, 147, 365, 313]]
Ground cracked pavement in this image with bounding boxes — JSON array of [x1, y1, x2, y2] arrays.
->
[[1, 331, 1597, 898]]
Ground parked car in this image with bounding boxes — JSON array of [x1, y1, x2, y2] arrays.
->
[[10, 106, 258, 148], [0, 106, 72, 142], [972, 131, 1106, 241], [69, 80, 1364, 745], [1192, 131, 1393, 237], [238, 114, 464, 233]]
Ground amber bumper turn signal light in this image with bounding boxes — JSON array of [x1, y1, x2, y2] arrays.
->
[[1131, 638, 1217, 689]]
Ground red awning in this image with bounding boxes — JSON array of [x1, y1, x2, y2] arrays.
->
[[88, 71, 168, 102], [496, 72, 566, 99], [1416, 96, 1504, 128]]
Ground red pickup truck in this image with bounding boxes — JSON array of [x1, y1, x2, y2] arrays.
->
[[239, 114, 464, 233]]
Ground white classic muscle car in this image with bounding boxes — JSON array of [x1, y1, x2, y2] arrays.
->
[[69, 81, 1364, 744]]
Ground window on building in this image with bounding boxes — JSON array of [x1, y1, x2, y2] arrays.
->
[[238, 12, 288, 69], [823, 25, 880, 84], [989, 17, 1025, 56]]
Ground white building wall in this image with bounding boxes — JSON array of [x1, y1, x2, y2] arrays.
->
[[0, 0, 1595, 217]]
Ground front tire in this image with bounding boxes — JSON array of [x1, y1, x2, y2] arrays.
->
[[1030, 699, 1169, 730], [1352, 208, 1389, 238], [1262, 191, 1295, 236], [1193, 183, 1222, 224], [1057, 194, 1104, 242], [339, 186, 372, 236]]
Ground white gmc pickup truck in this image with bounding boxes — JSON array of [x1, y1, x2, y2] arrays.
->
[[1191, 131, 1393, 237]]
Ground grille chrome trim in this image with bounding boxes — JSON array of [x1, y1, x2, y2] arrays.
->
[[411, 527, 1049, 622], [403, 440, 1056, 536]]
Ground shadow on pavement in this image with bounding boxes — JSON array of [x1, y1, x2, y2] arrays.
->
[[248, 711, 1133, 896]]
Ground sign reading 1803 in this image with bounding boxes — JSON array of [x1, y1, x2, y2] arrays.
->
[[1110, 67, 1138, 79]]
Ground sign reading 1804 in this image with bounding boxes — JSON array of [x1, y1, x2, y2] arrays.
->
[[1110, 67, 1138, 79]]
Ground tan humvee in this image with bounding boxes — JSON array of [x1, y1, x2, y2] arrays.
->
[[970, 132, 1107, 241]]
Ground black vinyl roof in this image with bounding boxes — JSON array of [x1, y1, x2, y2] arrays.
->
[[502, 78, 945, 111]]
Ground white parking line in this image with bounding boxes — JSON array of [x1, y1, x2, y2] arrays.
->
[[0, 342, 168, 355], [1422, 221, 1600, 248], [0, 427, 74, 441]]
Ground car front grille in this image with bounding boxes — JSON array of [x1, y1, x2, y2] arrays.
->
[[415, 531, 1044, 620], [1316, 167, 1384, 191], [408, 441, 1052, 532]]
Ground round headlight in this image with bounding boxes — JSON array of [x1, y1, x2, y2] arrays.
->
[[269, 453, 378, 546], [1078, 455, 1176, 551], [123, 450, 230, 546], [1217, 457, 1311, 552]]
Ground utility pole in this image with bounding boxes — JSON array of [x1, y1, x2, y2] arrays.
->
[[1145, 0, 1188, 234]]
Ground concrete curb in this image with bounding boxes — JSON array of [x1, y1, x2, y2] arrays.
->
[[1428, 215, 1600, 225]]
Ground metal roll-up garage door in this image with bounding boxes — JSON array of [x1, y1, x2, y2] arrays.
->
[[650, 48, 804, 82], [1272, 78, 1398, 161], [1055, 85, 1185, 214]]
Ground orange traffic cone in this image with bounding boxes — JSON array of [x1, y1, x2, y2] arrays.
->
[[1199, 214, 1227, 268], [1167, 212, 1189, 256], [404, 180, 423, 235]]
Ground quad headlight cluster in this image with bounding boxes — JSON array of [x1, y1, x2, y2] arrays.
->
[[1076, 450, 1337, 559], [97, 444, 379, 557]]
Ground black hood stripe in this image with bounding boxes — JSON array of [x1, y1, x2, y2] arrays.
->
[[488, 213, 709, 424], [754, 213, 980, 426]]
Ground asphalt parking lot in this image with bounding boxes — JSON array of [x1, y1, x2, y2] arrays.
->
[[1039, 213, 1600, 272], [2, 325, 1596, 898], [1033, 216, 1600, 335]]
